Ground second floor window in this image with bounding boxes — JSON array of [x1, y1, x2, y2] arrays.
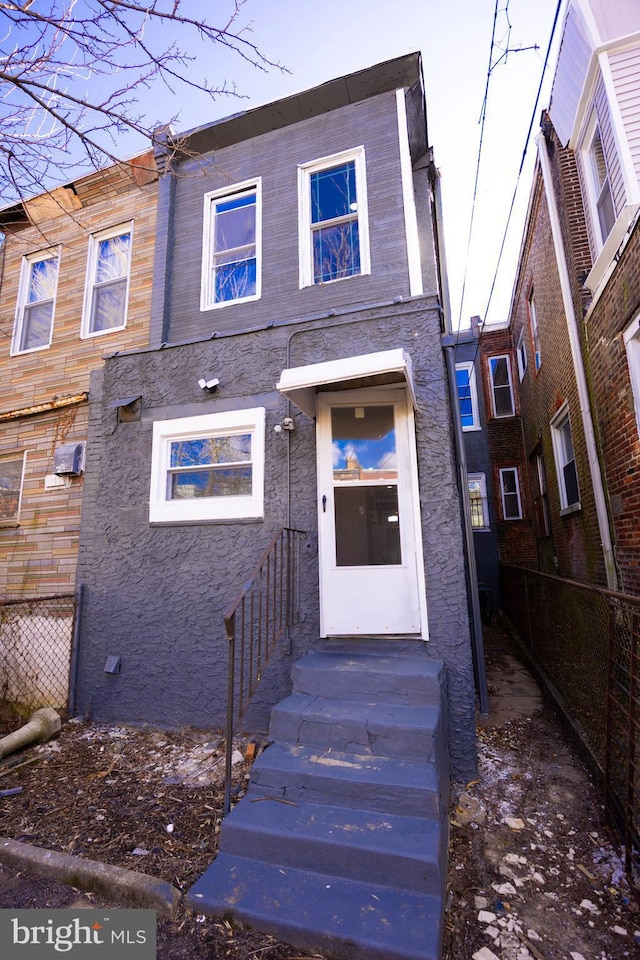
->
[[551, 406, 580, 511], [586, 119, 615, 247], [516, 327, 527, 381], [83, 224, 132, 337], [455, 362, 480, 430], [299, 147, 370, 287], [499, 467, 522, 520], [468, 473, 489, 529], [489, 355, 514, 418], [528, 290, 541, 372], [12, 250, 59, 354], [202, 180, 261, 309]]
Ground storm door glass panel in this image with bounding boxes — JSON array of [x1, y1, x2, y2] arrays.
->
[[311, 161, 360, 282], [167, 434, 252, 500], [331, 405, 401, 566]]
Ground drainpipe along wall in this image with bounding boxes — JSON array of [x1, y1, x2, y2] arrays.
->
[[535, 132, 618, 591]]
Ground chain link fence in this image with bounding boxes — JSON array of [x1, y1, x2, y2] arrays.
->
[[0, 592, 79, 714], [501, 564, 639, 876]]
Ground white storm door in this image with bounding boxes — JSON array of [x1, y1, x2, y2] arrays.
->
[[317, 388, 422, 636]]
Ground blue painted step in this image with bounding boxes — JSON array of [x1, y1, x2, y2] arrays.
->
[[188, 853, 443, 960], [219, 798, 445, 895]]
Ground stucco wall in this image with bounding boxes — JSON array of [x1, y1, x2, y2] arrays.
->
[[75, 296, 476, 777]]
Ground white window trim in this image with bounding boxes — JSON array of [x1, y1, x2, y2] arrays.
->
[[581, 110, 614, 254], [623, 314, 640, 439], [0, 450, 27, 527], [149, 407, 265, 524], [455, 361, 480, 432], [516, 327, 528, 381], [81, 221, 133, 339], [298, 146, 371, 289], [468, 472, 490, 530], [488, 354, 515, 418], [499, 467, 522, 521], [11, 248, 60, 356], [200, 178, 262, 311], [550, 403, 581, 514]]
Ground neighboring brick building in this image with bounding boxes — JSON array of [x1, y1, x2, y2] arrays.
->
[[0, 152, 158, 598]]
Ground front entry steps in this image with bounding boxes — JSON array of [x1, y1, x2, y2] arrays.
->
[[187, 640, 449, 960]]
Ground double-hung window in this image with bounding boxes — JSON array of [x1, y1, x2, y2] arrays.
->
[[12, 250, 59, 354], [528, 290, 541, 372], [468, 473, 489, 529], [624, 315, 640, 438], [455, 362, 480, 431], [551, 405, 580, 512], [201, 180, 261, 309], [516, 327, 528, 381], [488, 355, 515, 418], [0, 451, 26, 526], [299, 147, 370, 287], [82, 223, 132, 337], [499, 467, 522, 520], [585, 116, 615, 249], [149, 408, 265, 524]]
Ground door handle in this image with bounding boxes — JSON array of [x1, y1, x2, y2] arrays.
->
[[322, 495, 327, 513]]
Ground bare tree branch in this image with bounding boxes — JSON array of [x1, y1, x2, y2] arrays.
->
[[0, 0, 284, 204]]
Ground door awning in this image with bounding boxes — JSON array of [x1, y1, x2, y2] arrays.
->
[[276, 348, 415, 418]]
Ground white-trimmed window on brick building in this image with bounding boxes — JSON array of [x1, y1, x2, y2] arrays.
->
[[468, 473, 489, 530], [516, 326, 528, 381], [0, 451, 26, 526], [455, 361, 480, 431], [11, 249, 59, 355], [624, 315, 640, 439], [499, 467, 522, 520], [82, 223, 133, 337], [488, 355, 515, 418], [550, 404, 580, 513], [149, 408, 265, 524], [528, 289, 541, 372]]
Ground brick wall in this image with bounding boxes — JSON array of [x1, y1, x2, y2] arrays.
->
[[0, 154, 158, 598]]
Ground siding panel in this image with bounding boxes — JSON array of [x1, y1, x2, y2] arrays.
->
[[610, 45, 640, 187]]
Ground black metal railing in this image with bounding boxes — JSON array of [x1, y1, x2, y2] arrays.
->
[[501, 564, 640, 876], [223, 527, 306, 814]]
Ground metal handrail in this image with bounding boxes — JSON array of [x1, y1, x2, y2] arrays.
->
[[223, 527, 306, 815]]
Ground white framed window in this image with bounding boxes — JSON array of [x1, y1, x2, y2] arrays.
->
[[533, 452, 551, 537], [82, 222, 133, 337], [582, 113, 616, 251], [455, 362, 480, 431], [624, 315, 640, 438], [528, 289, 541, 372], [516, 327, 528, 381], [149, 407, 265, 524], [550, 404, 580, 512], [11, 249, 59, 355], [201, 179, 261, 310], [298, 147, 370, 288], [0, 451, 26, 526], [499, 467, 522, 520], [488, 355, 515, 418], [468, 472, 489, 530]]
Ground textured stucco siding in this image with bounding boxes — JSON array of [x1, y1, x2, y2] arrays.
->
[[75, 297, 476, 777], [162, 90, 437, 344]]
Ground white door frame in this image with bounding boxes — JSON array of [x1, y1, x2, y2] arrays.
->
[[316, 386, 428, 639]]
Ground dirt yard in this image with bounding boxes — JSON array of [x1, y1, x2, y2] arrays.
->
[[0, 623, 637, 959]]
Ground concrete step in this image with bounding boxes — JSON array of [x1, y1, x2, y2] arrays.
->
[[248, 742, 445, 819], [220, 798, 445, 895], [292, 646, 444, 706], [187, 853, 443, 960], [269, 693, 440, 760]]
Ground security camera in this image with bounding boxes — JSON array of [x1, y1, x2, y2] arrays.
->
[[198, 377, 220, 392]]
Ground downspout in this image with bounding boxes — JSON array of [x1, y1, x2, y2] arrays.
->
[[430, 158, 488, 712], [535, 132, 618, 590]]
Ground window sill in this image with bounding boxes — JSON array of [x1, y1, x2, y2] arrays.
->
[[559, 502, 581, 517]]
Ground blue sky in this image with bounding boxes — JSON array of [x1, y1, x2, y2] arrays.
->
[[142, 0, 562, 330]]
